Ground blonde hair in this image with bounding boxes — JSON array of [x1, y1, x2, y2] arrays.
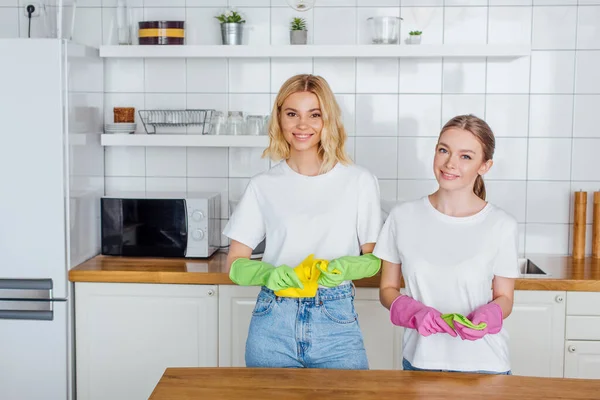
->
[[439, 115, 495, 201], [262, 74, 352, 174]]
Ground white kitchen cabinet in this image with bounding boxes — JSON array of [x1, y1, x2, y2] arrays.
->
[[564, 341, 600, 379], [218, 285, 261, 367], [504, 290, 566, 377], [564, 292, 600, 379], [354, 288, 403, 370], [217, 286, 402, 369], [75, 282, 218, 400]]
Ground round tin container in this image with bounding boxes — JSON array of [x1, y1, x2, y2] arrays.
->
[[138, 21, 185, 45]]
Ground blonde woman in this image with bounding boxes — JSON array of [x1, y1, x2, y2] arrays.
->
[[223, 74, 382, 369], [375, 115, 519, 374]]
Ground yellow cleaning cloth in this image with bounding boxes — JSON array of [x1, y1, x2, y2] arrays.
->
[[275, 254, 328, 298]]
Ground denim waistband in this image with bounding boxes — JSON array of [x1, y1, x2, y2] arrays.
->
[[260, 283, 354, 303]]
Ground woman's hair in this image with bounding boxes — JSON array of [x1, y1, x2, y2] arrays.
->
[[262, 74, 352, 174], [439, 115, 495, 200]]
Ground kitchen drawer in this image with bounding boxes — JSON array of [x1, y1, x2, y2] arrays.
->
[[566, 316, 600, 340], [567, 292, 600, 316]]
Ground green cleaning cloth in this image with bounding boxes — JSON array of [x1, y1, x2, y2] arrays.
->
[[229, 258, 303, 292], [441, 313, 487, 331], [316, 253, 382, 288]]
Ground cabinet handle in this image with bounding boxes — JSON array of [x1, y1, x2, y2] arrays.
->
[[555, 295, 564, 303], [207, 289, 215, 296], [568, 345, 576, 353]]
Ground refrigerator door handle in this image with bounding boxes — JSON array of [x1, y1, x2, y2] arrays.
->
[[0, 278, 53, 300], [0, 310, 53, 321], [0, 299, 54, 321]]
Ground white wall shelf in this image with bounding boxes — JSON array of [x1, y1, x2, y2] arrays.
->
[[100, 134, 269, 148], [99, 44, 531, 59]]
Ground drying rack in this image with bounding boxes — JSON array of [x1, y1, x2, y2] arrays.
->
[[138, 109, 215, 134]]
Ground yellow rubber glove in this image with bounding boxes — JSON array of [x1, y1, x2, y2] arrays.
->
[[275, 254, 327, 298]]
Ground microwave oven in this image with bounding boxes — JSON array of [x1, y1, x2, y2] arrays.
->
[[101, 193, 221, 258]]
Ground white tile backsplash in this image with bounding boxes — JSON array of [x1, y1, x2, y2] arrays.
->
[[20, 0, 594, 256], [486, 57, 530, 94], [573, 95, 600, 138], [485, 138, 529, 180], [486, 180, 527, 223], [187, 59, 228, 93], [105, 147, 145, 177], [397, 137, 437, 179], [146, 177, 187, 193], [356, 59, 399, 94], [229, 59, 270, 93], [271, 59, 313, 93], [487, 6, 532, 45], [313, 59, 356, 93], [355, 137, 398, 179], [187, 148, 229, 178], [186, 7, 223, 45], [526, 181, 571, 223], [532, 6, 577, 50], [530, 51, 576, 94], [529, 95, 574, 138], [146, 147, 187, 177], [398, 95, 442, 137], [355, 95, 398, 136], [527, 138, 572, 181], [399, 59, 443, 94], [144, 59, 187, 93], [525, 223, 570, 254], [575, 51, 600, 94], [314, 7, 356, 45], [228, 148, 270, 178], [577, 6, 600, 50], [104, 59, 144, 93], [443, 59, 487, 94], [571, 139, 600, 181], [443, 7, 488, 45], [485, 95, 529, 137]]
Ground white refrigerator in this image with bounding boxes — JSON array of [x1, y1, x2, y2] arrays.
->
[[0, 39, 104, 400]]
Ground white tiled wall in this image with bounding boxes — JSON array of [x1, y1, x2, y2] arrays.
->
[[3, 1, 600, 255]]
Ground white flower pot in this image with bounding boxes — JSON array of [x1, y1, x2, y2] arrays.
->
[[408, 35, 422, 45], [290, 30, 307, 45]]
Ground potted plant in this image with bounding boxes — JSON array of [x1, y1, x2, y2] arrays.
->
[[290, 17, 307, 45], [408, 30, 422, 45], [215, 8, 246, 45]]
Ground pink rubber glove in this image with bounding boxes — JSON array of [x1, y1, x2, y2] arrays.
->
[[390, 295, 457, 337], [454, 302, 503, 341]]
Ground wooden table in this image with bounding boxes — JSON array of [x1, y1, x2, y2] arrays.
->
[[149, 367, 600, 400]]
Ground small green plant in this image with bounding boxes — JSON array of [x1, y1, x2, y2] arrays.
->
[[215, 8, 246, 24], [409, 30, 422, 36], [290, 17, 307, 31]]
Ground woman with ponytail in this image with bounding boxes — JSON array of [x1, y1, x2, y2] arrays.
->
[[374, 114, 519, 374]]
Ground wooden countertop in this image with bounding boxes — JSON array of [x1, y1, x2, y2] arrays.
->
[[69, 253, 600, 291], [148, 367, 600, 400]]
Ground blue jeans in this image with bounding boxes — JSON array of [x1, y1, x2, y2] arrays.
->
[[245, 284, 369, 369], [402, 358, 512, 375]]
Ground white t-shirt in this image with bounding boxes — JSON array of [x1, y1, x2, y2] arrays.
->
[[373, 196, 520, 372], [223, 161, 382, 272]]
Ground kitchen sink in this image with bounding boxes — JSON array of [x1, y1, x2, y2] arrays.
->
[[518, 258, 550, 277]]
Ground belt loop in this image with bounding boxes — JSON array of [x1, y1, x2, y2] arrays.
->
[[315, 287, 320, 305], [351, 282, 356, 298]]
